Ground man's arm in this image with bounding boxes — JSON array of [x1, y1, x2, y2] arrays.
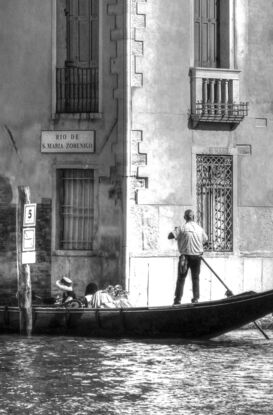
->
[[202, 229, 208, 245], [168, 227, 181, 240]]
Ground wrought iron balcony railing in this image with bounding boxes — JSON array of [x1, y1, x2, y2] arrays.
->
[[194, 101, 248, 121], [56, 67, 99, 114], [190, 68, 248, 127]]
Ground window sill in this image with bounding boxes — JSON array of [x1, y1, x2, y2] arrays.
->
[[203, 252, 234, 258], [52, 113, 103, 121], [52, 250, 102, 257]]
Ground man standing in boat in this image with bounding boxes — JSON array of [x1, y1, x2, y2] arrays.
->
[[168, 209, 208, 305]]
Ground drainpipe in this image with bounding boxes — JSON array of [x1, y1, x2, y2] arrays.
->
[[123, 0, 132, 291]]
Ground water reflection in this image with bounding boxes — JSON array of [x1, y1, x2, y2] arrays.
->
[[0, 331, 272, 414]]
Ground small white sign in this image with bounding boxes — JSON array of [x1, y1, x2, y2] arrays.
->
[[23, 204, 37, 227], [41, 130, 95, 153], [22, 228, 36, 252], [22, 251, 36, 265]]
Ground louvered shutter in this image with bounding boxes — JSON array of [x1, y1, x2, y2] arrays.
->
[[194, 0, 219, 68], [66, 0, 98, 67]]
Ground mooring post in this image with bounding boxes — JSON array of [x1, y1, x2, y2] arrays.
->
[[17, 186, 32, 337]]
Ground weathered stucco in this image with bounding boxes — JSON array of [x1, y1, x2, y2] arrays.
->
[[0, 0, 126, 301], [128, 0, 273, 305]]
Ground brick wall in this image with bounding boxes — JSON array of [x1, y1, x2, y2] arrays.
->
[[0, 201, 52, 305], [0, 204, 17, 304], [31, 201, 52, 299]]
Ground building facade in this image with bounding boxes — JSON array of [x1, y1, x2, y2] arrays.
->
[[1, 0, 273, 306], [0, 0, 126, 302]]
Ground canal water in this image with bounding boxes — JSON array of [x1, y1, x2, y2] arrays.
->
[[0, 330, 273, 415]]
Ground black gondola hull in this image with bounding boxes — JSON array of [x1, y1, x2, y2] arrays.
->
[[1, 290, 273, 339]]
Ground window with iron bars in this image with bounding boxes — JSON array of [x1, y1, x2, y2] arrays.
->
[[196, 155, 233, 252], [57, 169, 94, 250], [56, 0, 99, 114]]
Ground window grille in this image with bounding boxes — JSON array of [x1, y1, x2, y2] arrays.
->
[[196, 155, 233, 252], [56, 67, 99, 113], [56, 0, 99, 114], [57, 169, 94, 250]]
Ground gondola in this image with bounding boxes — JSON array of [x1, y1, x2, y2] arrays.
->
[[0, 289, 273, 339]]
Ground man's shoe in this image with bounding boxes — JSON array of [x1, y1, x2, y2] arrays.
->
[[191, 299, 198, 304], [173, 301, 181, 306]]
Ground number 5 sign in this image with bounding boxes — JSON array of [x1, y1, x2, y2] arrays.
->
[[23, 204, 37, 227]]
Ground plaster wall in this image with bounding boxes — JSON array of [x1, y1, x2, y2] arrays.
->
[[0, 0, 126, 300], [235, 0, 273, 255]]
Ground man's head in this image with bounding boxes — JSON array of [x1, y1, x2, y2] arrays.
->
[[184, 209, 195, 222]]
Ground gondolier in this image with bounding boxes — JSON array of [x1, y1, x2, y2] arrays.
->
[[168, 209, 208, 305]]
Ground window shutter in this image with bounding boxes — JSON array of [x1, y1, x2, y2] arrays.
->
[[66, 0, 77, 66], [90, 0, 99, 65], [66, 0, 98, 67], [58, 169, 95, 250], [194, 0, 202, 67], [194, 0, 218, 68]]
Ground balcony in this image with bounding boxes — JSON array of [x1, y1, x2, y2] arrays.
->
[[190, 68, 248, 128], [56, 67, 99, 114]]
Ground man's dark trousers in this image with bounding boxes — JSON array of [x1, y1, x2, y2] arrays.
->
[[174, 255, 201, 304]]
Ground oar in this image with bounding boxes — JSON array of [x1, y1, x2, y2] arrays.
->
[[201, 257, 269, 340], [201, 257, 233, 297], [253, 321, 269, 340]]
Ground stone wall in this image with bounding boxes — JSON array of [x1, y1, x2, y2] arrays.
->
[[129, 255, 273, 307]]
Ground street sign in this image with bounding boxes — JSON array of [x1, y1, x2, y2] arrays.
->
[[23, 204, 37, 227], [41, 130, 95, 153], [22, 251, 36, 265], [22, 228, 36, 252]]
